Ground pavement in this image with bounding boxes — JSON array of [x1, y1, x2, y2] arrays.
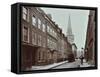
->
[[30, 59, 93, 70], [52, 59, 93, 69], [31, 61, 68, 70], [52, 60, 80, 69], [80, 62, 93, 67]]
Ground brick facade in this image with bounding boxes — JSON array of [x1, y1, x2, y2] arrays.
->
[[21, 6, 73, 71], [84, 10, 95, 65]]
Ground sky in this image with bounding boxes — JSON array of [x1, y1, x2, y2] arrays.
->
[[41, 7, 89, 51]]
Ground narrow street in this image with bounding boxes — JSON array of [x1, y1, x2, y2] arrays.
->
[[30, 59, 92, 70], [52, 59, 91, 69]]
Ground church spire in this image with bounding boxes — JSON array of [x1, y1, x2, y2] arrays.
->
[[67, 15, 72, 35], [67, 15, 74, 44]]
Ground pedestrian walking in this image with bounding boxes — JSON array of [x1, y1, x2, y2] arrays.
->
[[79, 55, 84, 65]]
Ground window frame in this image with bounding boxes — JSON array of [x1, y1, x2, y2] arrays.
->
[[42, 24, 46, 32], [22, 7, 28, 20], [23, 26, 29, 42], [32, 15, 36, 26], [32, 31, 37, 45], [38, 19, 41, 29]]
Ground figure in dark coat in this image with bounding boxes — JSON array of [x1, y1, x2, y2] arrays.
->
[[79, 55, 84, 65]]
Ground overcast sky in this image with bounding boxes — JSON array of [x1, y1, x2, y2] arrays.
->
[[41, 7, 89, 51]]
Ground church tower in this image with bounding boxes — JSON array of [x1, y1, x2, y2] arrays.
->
[[67, 15, 74, 44]]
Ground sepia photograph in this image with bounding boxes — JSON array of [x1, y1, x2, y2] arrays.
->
[[20, 5, 97, 71]]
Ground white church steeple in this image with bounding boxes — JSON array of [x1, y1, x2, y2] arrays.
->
[[67, 15, 74, 44]]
